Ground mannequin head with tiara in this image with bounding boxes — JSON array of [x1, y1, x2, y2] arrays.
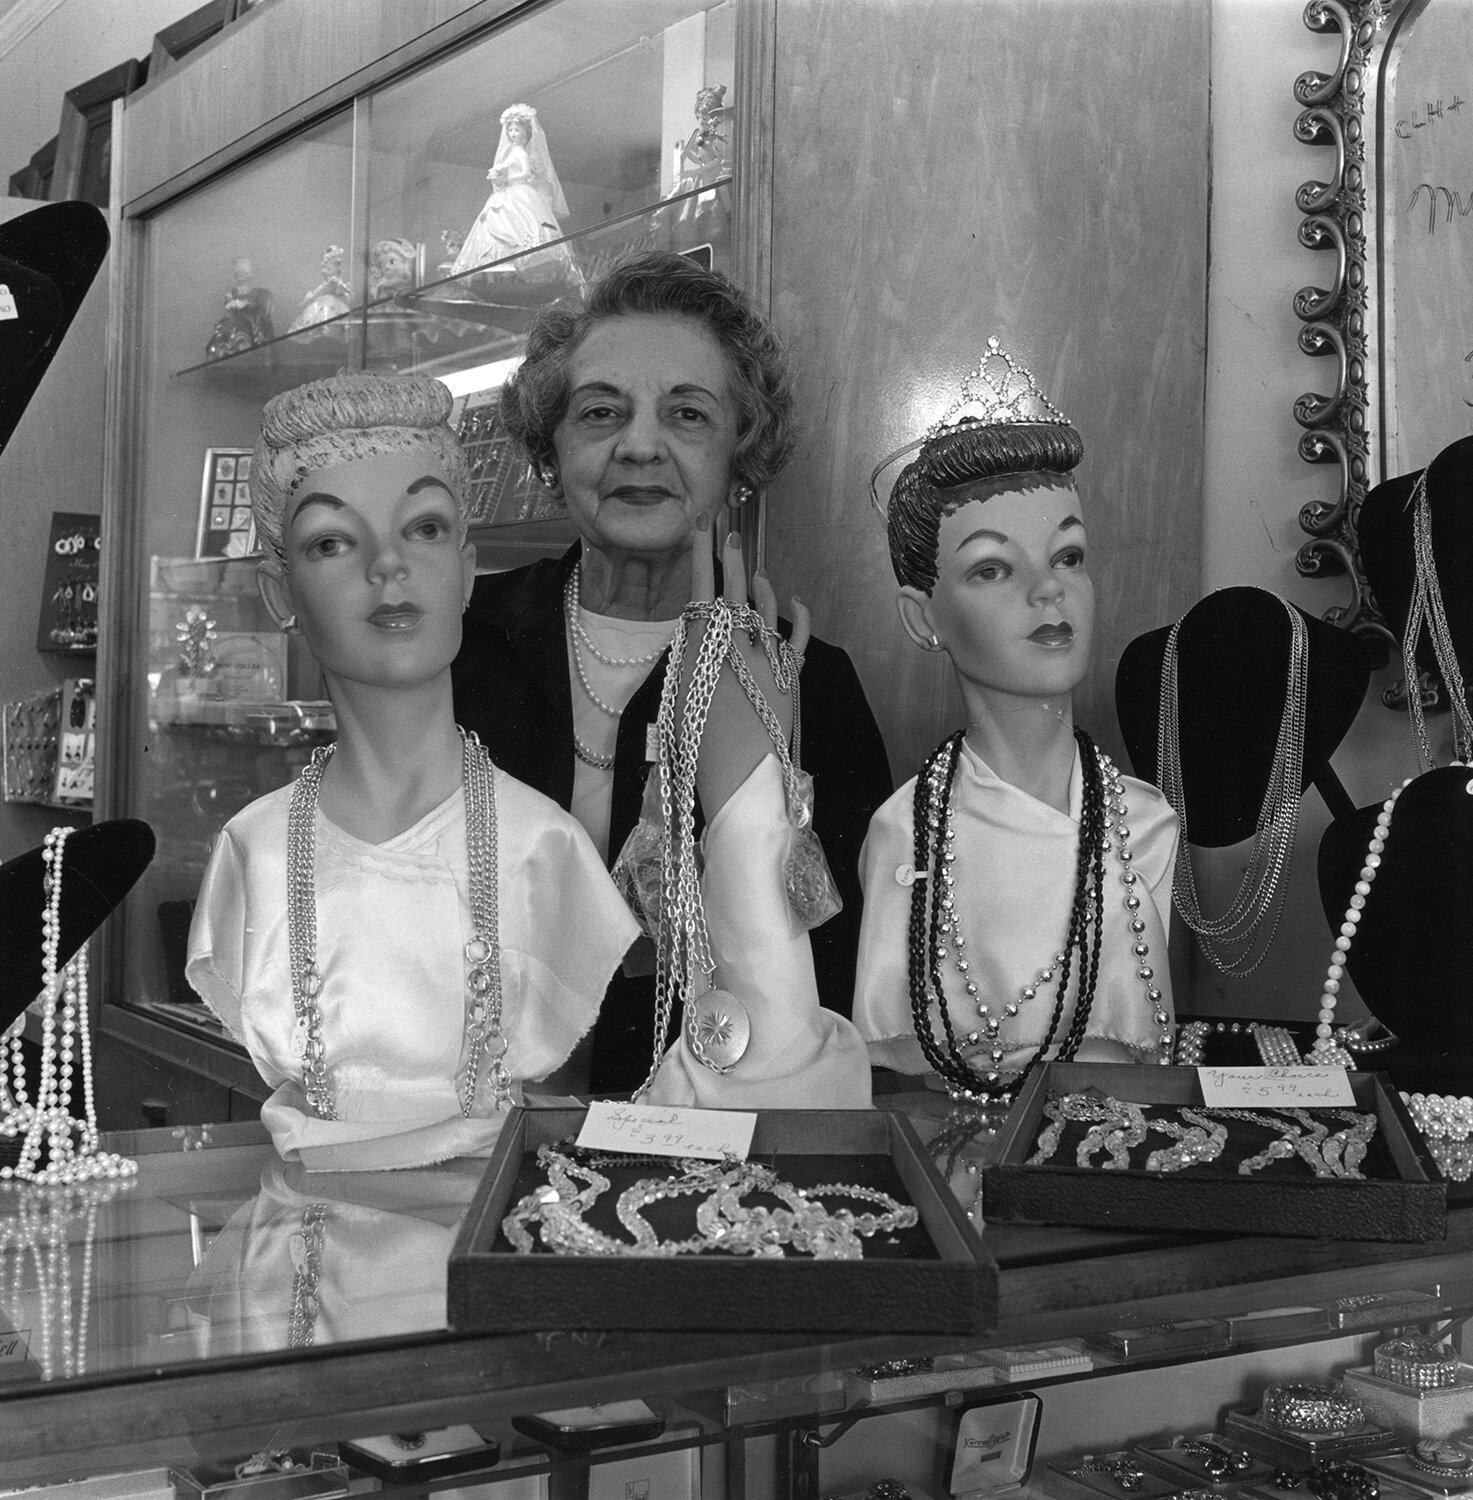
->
[[883, 339, 1091, 811]]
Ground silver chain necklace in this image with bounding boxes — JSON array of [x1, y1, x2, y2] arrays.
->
[[286, 726, 509, 1120], [1404, 469, 1472, 768], [1156, 594, 1307, 976]]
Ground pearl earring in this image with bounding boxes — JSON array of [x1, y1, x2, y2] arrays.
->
[[730, 485, 754, 507]]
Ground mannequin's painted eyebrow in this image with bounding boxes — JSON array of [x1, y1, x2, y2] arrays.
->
[[289, 475, 454, 527], [954, 514, 1084, 551]]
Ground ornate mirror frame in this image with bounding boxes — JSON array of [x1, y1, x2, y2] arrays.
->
[[1292, 0, 1425, 658]]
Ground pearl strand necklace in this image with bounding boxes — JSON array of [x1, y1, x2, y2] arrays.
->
[[1306, 776, 1414, 1065], [0, 829, 137, 1184]]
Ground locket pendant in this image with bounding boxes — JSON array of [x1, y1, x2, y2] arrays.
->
[[687, 985, 750, 1073]]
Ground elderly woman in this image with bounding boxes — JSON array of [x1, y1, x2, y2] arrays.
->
[[453, 251, 892, 1093], [187, 370, 869, 1172]]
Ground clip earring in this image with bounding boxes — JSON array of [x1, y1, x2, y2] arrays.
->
[[729, 484, 754, 507], [537, 466, 559, 491], [280, 614, 297, 632], [927, 634, 941, 651]]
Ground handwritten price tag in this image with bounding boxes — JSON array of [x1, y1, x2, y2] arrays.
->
[[1197, 1067, 1356, 1108], [576, 1101, 757, 1161]]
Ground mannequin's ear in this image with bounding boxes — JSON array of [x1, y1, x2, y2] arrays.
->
[[896, 586, 940, 651], [461, 539, 477, 607], [257, 559, 298, 631]]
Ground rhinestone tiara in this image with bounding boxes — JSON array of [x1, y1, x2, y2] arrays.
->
[[868, 336, 1072, 515], [925, 336, 1070, 438]]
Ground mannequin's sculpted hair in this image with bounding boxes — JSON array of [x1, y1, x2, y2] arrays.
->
[[252, 370, 470, 563], [887, 421, 1084, 594], [499, 249, 796, 491]]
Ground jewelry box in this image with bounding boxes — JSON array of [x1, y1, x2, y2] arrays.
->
[[1343, 1364, 1473, 1442], [447, 1107, 996, 1335], [982, 1064, 1446, 1242], [1084, 1318, 1232, 1362]]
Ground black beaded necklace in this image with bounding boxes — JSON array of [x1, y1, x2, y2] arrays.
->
[[906, 726, 1108, 1102]]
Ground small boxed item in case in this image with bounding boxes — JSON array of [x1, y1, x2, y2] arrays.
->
[[940, 1392, 1042, 1497], [447, 1108, 996, 1335], [1343, 1361, 1473, 1443], [844, 1353, 1003, 1403], [972, 1340, 1092, 1380], [1325, 1288, 1447, 1329], [172, 1452, 349, 1500], [1365, 1444, 1473, 1498], [1086, 1317, 1231, 1362], [1048, 1451, 1183, 1500], [1141, 1435, 1274, 1487], [338, 1425, 501, 1483], [680, 1368, 847, 1424], [1224, 1306, 1331, 1346], [1225, 1383, 1401, 1467], [983, 1064, 1446, 1242]]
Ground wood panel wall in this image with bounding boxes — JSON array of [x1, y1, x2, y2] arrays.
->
[[763, 0, 1209, 781]]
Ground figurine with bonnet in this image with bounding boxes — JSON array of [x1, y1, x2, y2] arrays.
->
[[855, 339, 1180, 1102]]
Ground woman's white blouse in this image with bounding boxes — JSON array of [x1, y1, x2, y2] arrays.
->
[[854, 739, 1179, 1075]]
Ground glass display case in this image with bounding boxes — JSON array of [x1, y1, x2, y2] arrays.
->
[[100, 0, 739, 1078]]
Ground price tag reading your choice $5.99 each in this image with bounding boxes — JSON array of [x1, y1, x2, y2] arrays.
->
[[1197, 1067, 1356, 1109]]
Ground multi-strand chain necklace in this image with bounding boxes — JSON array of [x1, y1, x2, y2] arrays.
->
[[1403, 469, 1472, 768], [632, 598, 803, 1098], [563, 570, 671, 771], [1156, 595, 1308, 976], [905, 728, 1171, 1104], [286, 726, 509, 1120]]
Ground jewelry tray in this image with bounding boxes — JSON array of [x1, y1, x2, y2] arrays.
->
[[446, 1107, 996, 1335], [982, 1064, 1446, 1242]]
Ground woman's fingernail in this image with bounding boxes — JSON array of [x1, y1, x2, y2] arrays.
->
[[696, 512, 710, 531], [726, 531, 741, 548]]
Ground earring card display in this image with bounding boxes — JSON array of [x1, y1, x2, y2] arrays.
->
[[450, 391, 564, 528], [448, 1107, 996, 1335], [195, 449, 257, 559], [36, 512, 100, 654], [2, 687, 60, 804], [984, 1062, 1446, 1242]]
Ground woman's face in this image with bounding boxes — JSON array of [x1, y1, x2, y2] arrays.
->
[[267, 448, 475, 694], [506, 118, 531, 146], [909, 478, 1095, 705], [551, 313, 741, 566]]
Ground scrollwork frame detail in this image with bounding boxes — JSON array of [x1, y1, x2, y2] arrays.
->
[[1292, 0, 1404, 656]]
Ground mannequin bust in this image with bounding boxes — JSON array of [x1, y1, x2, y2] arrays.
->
[[854, 339, 1178, 1101]]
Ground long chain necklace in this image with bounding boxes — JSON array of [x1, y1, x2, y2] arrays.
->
[[632, 599, 803, 1098], [906, 729, 1170, 1104], [1404, 470, 1472, 768], [286, 726, 509, 1120], [563, 570, 671, 770], [1156, 594, 1307, 975]]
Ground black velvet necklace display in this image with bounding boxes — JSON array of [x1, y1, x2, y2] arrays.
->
[[0, 819, 156, 1032], [1114, 587, 1372, 845]]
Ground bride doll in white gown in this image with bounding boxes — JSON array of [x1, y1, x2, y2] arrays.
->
[[449, 103, 577, 285]]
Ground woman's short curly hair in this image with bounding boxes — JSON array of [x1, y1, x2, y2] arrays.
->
[[499, 250, 796, 492], [887, 421, 1084, 594], [252, 370, 470, 563]]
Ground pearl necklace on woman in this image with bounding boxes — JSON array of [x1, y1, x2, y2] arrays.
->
[[563, 570, 672, 771], [286, 727, 510, 1119], [0, 828, 136, 1186]]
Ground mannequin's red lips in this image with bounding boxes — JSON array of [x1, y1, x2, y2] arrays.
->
[[369, 603, 422, 628], [1029, 623, 1073, 645]]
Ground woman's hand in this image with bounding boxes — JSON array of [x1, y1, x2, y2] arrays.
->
[[685, 514, 809, 817]]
